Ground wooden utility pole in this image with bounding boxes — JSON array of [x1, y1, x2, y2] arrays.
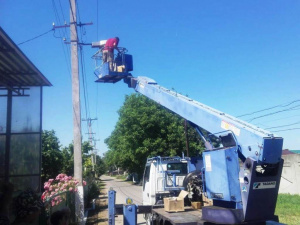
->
[[184, 120, 190, 157], [70, 0, 84, 223], [52, 1, 92, 223]]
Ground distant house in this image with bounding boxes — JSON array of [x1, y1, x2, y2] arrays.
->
[[290, 150, 300, 154], [279, 149, 300, 195], [282, 149, 296, 155]]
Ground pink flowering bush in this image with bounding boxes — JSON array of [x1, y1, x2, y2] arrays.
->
[[41, 173, 86, 206]]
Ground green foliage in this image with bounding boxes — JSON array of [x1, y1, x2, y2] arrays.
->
[[104, 93, 205, 178], [42, 130, 101, 183], [94, 156, 107, 177], [82, 141, 93, 154], [86, 181, 100, 204], [61, 144, 74, 176], [61, 141, 94, 177], [275, 193, 300, 225], [116, 174, 127, 180], [41, 130, 63, 184]]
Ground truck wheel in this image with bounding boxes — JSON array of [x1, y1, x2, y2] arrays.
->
[[144, 213, 155, 225]]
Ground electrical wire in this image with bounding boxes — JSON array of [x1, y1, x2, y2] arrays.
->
[[51, 0, 66, 40], [51, 0, 82, 134], [79, 46, 89, 120], [51, 0, 71, 80], [56, 0, 96, 145], [95, 0, 101, 154], [255, 114, 300, 126], [58, 0, 67, 23], [248, 105, 300, 122], [52, 0, 63, 25], [58, 0, 70, 42], [237, 99, 300, 118], [265, 121, 300, 129], [271, 128, 300, 132], [76, 0, 93, 141], [17, 29, 54, 45], [78, 46, 89, 137]]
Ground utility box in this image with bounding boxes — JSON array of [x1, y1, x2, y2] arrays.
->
[[163, 190, 188, 212]]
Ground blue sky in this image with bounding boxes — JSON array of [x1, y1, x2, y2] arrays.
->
[[1, 0, 300, 155]]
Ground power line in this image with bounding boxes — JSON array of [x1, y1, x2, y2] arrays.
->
[[76, 0, 93, 141], [271, 128, 300, 132], [58, 0, 70, 40], [52, 0, 62, 24], [51, 0, 81, 133], [95, 0, 100, 154], [51, 0, 71, 79], [79, 46, 90, 124], [237, 99, 300, 118], [18, 29, 53, 45], [266, 121, 300, 129], [58, 0, 67, 23], [255, 114, 300, 126], [248, 105, 300, 122]]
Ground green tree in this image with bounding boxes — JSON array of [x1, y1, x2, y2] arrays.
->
[[61, 141, 94, 177], [95, 155, 107, 176], [105, 93, 205, 178], [61, 143, 74, 176], [41, 130, 63, 184]]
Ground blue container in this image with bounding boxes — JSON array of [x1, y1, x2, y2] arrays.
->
[[124, 54, 133, 71]]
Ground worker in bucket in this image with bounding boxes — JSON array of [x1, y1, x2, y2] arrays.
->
[[102, 37, 120, 71]]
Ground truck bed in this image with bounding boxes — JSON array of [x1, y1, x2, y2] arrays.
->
[[151, 207, 284, 225], [152, 207, 205, 225], [115, 204, 284, 225]]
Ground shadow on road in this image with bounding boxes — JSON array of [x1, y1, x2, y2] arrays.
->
[[101, 178, 114, 181]]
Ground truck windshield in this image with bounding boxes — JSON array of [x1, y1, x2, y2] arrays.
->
[[167, 163, 188, 175]]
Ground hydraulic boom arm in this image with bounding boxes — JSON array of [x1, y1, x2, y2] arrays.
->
[[94, 48, 284, 224], [124, 76, 283, 164]]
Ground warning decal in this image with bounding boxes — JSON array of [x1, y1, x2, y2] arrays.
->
[[253, 181, 276, 190], [205, 154, 212, 172], [221, 121, 241, 136]]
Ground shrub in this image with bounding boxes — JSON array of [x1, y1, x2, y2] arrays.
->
[[42, 173, 86, 206]]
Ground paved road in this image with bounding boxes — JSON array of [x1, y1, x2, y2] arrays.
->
[[101, 175, 146, 224]]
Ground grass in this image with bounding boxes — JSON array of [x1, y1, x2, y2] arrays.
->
[[275, 194, 300, 225], [115, 174, 127, 180]]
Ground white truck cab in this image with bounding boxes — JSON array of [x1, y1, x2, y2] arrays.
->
[[142, 156, 196, 205]]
